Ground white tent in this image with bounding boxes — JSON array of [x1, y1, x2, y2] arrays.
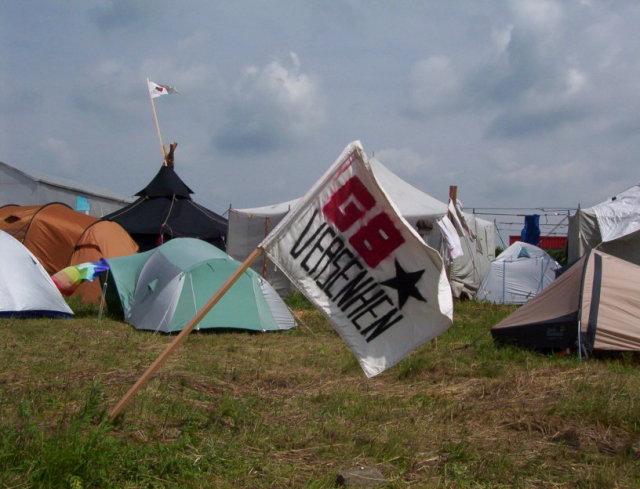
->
[[0, 230, 73, 318], [568, 182, 640, 265], [0, 161, 132, 217], [227, 157, 495, 298], [476, 241, 560, 305]]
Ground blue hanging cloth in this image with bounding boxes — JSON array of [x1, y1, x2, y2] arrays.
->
[[75, 195, 90, 213], [521, 214, 541, 246]]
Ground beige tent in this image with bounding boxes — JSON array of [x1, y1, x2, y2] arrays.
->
[[491, 250, 640, 355]]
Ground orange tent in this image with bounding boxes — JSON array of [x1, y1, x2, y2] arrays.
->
[[0, 203, 138, 302]]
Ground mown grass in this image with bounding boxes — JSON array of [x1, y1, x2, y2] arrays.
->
[[1, 297, 640, 488]]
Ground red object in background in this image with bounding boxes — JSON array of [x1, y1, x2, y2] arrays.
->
[[509, 235, 567, 249]]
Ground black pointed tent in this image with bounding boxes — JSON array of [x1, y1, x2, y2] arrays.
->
[[102, 155, 227, 252]]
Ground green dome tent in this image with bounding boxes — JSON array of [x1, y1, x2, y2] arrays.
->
[[102, 238, 296, 333]]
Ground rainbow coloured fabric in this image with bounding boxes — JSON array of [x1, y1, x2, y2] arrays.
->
[[52, 258, 110, 296]]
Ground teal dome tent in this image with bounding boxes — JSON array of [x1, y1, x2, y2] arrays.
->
[[102, 238, 295, 333]]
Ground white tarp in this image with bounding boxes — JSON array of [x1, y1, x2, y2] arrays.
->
[[592, 184, 640, 242], [0, 230, 73, 317], [228, 157, 495, 297], [261, 141, 453, 377], [476, 242, 560, 305], [568, 182, 640, 264]]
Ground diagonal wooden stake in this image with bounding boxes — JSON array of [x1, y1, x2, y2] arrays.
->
[[108, 247, 264, 422]]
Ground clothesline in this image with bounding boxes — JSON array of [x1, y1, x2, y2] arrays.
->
[[470, 207, 576, 212], [472, 211, 573, 217], [494, 222, 568, 227]]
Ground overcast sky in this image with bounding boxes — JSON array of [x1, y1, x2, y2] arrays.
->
[[1, 1, 639, 239]]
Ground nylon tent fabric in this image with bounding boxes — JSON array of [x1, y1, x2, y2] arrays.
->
[[227, 157, 495, 298], [476, 242, 560, 304], [0, 160, 132, 217], [102, 165, 228, 252], [0, 230, 73, 318], [0, 203, 138, 302], [579, 251, 640, 351], [0, 203, 96, 273], [102, 238, 296, 333], [568, 182, 640, 264], [597, 228, 640, 266], [491, 250, 640, 354]]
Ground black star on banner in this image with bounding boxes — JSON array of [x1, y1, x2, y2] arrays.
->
[[381, 259, 427, 309]]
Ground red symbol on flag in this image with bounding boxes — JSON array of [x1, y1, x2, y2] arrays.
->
[[322, 176, 405, 268]]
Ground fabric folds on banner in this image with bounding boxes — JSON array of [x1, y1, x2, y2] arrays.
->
[[260, 141, 453, 377]]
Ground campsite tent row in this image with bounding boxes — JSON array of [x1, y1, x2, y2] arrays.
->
[[3, 154, 636, 295], [491, 181, 640, 354], [1, 154, 229, 254], [3, 157, 496, 301], [3, 157, 640, 361], [0, 221, 296, 332], [0, 202, 138, 302]]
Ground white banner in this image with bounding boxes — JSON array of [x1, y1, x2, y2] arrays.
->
[[261, 141, 453, 377], [148, 80, 178, 98]]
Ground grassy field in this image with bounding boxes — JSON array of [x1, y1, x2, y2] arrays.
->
[[1, 297, 640, 488]]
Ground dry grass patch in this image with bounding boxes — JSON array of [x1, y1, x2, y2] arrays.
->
[[1, 300, 640, 488]]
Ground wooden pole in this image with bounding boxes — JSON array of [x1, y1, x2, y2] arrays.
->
[[147, 77, 167, 163], [448, 185, 458, 204], [108, 247, 265, 422]]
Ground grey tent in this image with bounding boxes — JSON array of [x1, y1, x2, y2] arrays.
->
[[0, 161, 132, 217], [491, 250, 640, 354], [568, 182, 640, 265]]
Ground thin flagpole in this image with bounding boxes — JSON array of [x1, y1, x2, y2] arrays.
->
[[147, 77, 167, 163], [108, 247, 265, 422]]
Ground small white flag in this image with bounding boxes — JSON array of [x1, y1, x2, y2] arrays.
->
[[260, 141, 453, 377], [148, 80, 178, 98]]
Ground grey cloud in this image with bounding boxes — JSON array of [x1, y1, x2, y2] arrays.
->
[[214, 55, 325, 155], [214, 107, 292, 154], [0, 89, 43, 113], [89, 0, 159, 31], [485, 105, 587, 139]]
